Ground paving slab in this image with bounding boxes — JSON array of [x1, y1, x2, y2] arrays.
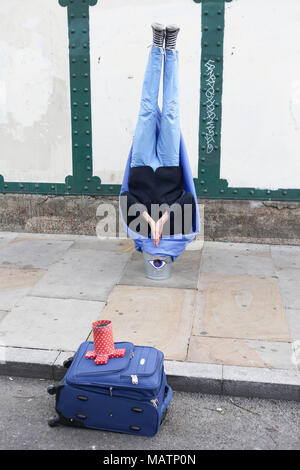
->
[[0, 296, 105, 351], [0, 238, 74, 269], [274, 268, 300, 310], [118, 250, 202, 289], [0, 266, 46, 311], [0, 311, 8, 322], [271, 244, 300, 269], [193, 274, 290, 342], [187, 336, 295, 370], [286, 309, 300, 341], [88, 285, 196, 361], [0, 232, 19, 249], [12, 233, 78, 242], [200, 242, 275, 277], [30, 248, 131, 302], [71, 237, 135, 253]]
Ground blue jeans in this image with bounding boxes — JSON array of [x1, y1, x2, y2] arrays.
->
[[131, 47, 180, 170]]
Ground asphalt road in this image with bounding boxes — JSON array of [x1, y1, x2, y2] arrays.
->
[[0, 375, 299, 451]]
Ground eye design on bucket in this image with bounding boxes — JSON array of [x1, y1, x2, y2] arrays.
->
[[149, 259, 166, 269]]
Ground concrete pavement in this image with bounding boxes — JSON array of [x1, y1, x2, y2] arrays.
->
[[0, 231, 299, 400]]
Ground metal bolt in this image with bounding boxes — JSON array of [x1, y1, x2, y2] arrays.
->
[[72, 88, 77, 92], [86, 155, 91, 159]]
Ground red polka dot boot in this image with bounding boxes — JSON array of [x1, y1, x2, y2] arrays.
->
[[85, 320, 126, 365]]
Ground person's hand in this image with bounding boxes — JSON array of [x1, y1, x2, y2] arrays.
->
[[142, 211, 156, 241], [154, 212, 169, 247]]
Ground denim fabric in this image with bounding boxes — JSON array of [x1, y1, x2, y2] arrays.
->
[[131, 46, 180, 170]]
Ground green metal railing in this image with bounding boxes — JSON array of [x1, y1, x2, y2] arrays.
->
[[1, 0, 300, 201]]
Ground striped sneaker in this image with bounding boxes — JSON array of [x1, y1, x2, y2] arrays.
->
[[165, 24, 180, 50], [151, 22, 166, 49]]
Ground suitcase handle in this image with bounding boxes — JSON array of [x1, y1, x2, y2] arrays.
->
[[161, 384, 173, 415]]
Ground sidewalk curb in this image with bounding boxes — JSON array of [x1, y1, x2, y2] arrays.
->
[[0, 346, 299, 401]]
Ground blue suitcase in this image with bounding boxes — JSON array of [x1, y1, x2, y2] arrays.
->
[[47, 341, 173, 437]]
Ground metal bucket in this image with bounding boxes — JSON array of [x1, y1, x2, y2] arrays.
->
[[143, 252, 173, 280]]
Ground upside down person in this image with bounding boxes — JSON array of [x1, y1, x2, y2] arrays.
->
[[120, 23, 195, 247]]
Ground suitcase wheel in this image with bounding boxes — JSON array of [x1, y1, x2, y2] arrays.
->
[[47, 384, 58, 395], [63, 356, 74, 369], [48, 415, 60, 427]]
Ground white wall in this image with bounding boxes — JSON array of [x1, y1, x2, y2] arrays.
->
[[1, 0, 299, 194], [90, 0, 202, 184], [221, 0, 300, 190], [0, 0, 72, 183]]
